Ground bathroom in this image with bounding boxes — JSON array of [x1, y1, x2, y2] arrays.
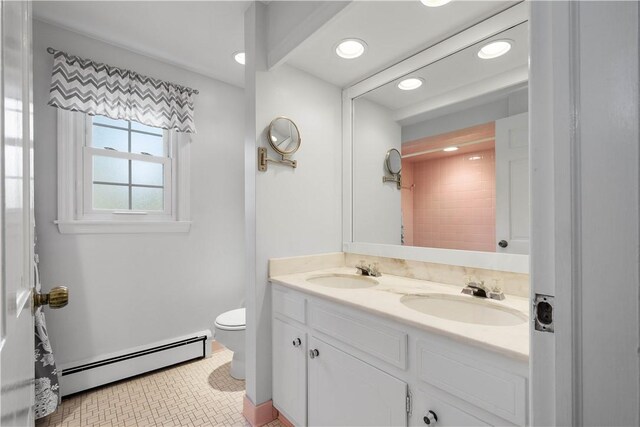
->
[[0, 1, 638, 427]]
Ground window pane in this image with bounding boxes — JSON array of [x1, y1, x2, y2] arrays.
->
[[93, 115, 128, 129], [93, 184, 128, 210], [131, 132, 165, 156], [5, 178, 22, 210], [131, 121, 163, 135], [93, 155, 129, 184], [131, 160, 163, 186], [132, 186, 163, 211], [92, 125, 128, 152]]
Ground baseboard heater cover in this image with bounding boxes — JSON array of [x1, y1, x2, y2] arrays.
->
[[60, 330, 211, 396]]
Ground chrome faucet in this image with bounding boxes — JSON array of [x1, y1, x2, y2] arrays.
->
[[462, 281, 490, 298], [461, 277, 505, 301], [355, 260, 381, 277]]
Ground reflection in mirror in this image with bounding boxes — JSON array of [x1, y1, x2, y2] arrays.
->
[[353, 22, 529, 254], [268, 117, 301, 155], [382, 148, 403, 189]]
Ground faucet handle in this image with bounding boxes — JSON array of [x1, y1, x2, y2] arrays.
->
[[371, 262, 380, 273], [488, 279, 505, 300]]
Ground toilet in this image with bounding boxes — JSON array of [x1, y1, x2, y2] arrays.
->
[[214, 308, 246, 380]]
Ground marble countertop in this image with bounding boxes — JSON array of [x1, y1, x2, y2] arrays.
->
[[270, 266, 530, 362]]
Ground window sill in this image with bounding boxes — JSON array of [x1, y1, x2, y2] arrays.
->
[[55, 220, 192, 234]]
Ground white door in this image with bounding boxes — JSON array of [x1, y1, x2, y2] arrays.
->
[[0, 1, 36, 425], [495, 112, 529, 255], [530, 2, 639, 426], [272, 318, 307, 426], [307, 336, 407, 427]]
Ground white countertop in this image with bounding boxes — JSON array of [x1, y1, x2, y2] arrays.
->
[[270, 267, 530, 362]]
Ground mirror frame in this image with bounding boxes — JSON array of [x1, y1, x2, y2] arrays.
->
[[385, 148, 402, 175], [342, 2, 529, 274], [268, 116, 302, 156]]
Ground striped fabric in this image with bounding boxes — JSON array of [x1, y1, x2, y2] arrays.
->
[[48, 50, 197, 133]]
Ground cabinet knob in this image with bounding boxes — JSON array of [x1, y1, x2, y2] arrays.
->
[[309, 349, 320, 359], [498, 239, 509, 248], [292, 338, 302, 347], [423, 410, 438, 425]]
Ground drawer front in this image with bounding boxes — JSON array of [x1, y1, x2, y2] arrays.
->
[[412, 388, 491, 427], [273, 287, 306, 324], [416, 341, 526, 425], [309, 303, 407, 370]]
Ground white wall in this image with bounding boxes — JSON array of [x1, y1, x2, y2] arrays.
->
[[352, 98, 402, 244], [402, 88, 528, 142], [33, 21, 245, 373], [244, 3, 343, 406]]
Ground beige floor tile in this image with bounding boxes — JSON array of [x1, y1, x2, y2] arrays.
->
[[36, 349, 283, 427]]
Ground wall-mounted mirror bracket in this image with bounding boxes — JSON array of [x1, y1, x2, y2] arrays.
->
[[258, 147, 297, 171], [382, 174, 401, 189]]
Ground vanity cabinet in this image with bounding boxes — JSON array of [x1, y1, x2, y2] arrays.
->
[[272, 285, 528, 427]]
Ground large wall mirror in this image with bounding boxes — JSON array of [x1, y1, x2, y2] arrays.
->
[[345, 6, 529, 273]]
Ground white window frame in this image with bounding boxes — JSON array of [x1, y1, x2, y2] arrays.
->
[[55, 109, 191, 234]]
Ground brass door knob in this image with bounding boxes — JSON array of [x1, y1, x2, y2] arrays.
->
[[34, 286, 69, 309]]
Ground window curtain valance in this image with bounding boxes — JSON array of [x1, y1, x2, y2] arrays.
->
[[48, 48, 197, 133]]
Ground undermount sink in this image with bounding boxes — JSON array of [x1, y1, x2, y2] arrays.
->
[[306, 274, 378, 289], [401, 294, 527, 326]]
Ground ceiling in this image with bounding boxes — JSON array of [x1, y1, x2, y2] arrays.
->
[[286, 0, 520, 88], [360, 21, 528, 116], [33, 1, 250, 88]]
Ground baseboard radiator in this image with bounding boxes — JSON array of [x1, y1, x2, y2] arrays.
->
[[60, 330, 212, 396]]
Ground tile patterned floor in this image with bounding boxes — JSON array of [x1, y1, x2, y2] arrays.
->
[[35, 348, 283, 427]]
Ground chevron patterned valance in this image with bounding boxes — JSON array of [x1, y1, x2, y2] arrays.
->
[[48, 49, 197, 133]]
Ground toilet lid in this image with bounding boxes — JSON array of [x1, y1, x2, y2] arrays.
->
[[215, 308, 246, 328]]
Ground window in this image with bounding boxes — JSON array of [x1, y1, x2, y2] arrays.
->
[[85, 116, 170, 216], [56, 110, 191, 234]]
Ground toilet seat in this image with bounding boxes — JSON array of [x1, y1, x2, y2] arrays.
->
[[215, 308, 246, 331]]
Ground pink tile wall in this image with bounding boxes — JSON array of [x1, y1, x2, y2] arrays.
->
[[402, 149, 496, 252]]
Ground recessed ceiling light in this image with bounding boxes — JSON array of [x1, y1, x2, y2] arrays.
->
[[397, 78, 424, 91], [443, 146, 459, 152], [420, 0, 453, 7], [335, 39, 367, 59], [233, 51, 245, 65], [477, 40, 512, 59]]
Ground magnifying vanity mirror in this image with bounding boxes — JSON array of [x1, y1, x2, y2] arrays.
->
[[345, 13, 529, 273], [268, 117, 301, 156], [258, 116, 301, 171], [383, 148, 402, 189]]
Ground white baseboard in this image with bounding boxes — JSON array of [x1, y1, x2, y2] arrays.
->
[[60, 330, 212, 396]]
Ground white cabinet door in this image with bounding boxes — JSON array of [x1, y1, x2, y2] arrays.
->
[[273, 318, 307, 426], [308, 336, 407, 427], [495, 112, 530, 254]]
